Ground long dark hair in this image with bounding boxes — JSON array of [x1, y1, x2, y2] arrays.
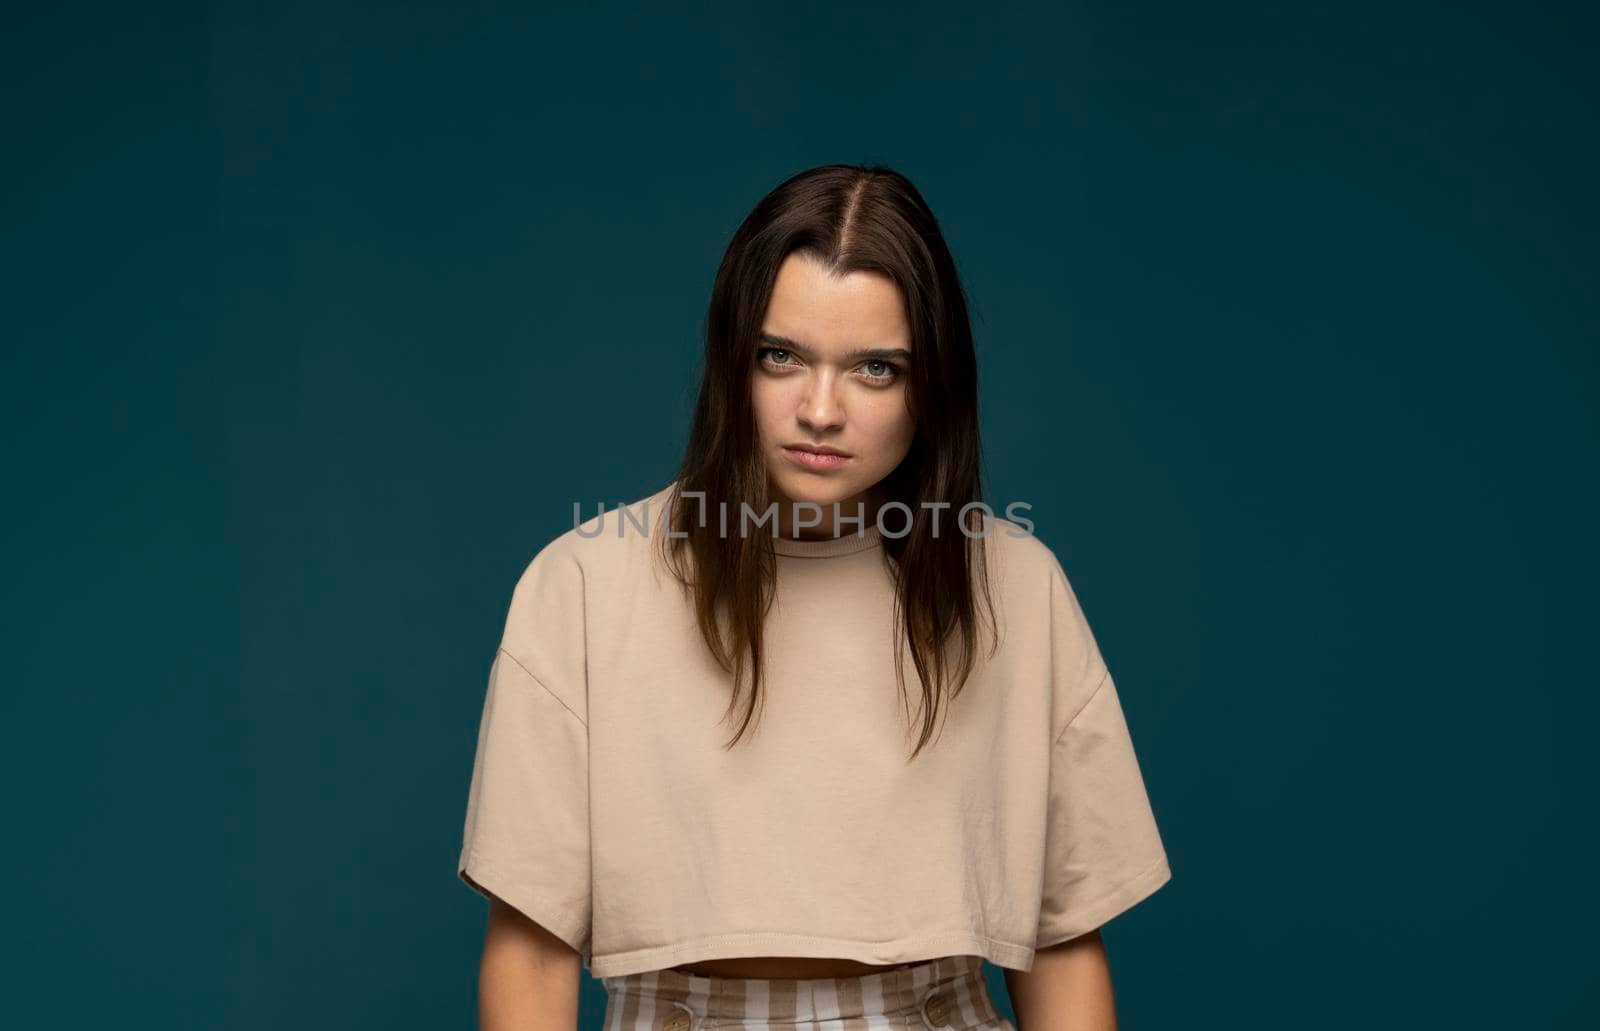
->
[[656, 163, 997, 761]]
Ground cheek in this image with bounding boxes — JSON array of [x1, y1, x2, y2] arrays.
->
[[751, 377, 811, 427], [858, 395, 915, 447]]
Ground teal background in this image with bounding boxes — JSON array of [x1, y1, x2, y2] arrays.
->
[[3, 1, 1594, 1027]]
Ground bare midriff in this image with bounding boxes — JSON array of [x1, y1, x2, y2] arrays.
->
[[669, 956, 919, 979]]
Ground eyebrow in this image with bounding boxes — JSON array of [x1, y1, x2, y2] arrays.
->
[[757, 332, 912, 363]]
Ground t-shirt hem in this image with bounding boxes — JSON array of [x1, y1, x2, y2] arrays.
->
[[588, 930, 1036, 979], [1034, 853, 1173, 950], [457, 846, 593, 964]]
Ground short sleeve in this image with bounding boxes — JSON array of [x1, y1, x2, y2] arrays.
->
[[457, 537, 592, 957], [1035, 559, 1171, 948]]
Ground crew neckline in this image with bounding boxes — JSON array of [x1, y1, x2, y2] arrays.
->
[[771, 522, 885, 558]]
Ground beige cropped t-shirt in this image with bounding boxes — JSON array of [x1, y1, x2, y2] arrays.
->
[[456, 482, 1171, 978]]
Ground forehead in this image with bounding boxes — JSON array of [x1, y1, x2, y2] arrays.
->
[[762, 251, 911, 350]]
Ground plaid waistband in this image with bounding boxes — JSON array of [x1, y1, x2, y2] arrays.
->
[[601, 953, 1000, 1026]]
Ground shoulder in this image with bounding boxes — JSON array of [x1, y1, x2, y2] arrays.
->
[[509, 479, 676, 602], [976, 511, 1106, 688], [494, 482, 676, 712], [974, 509, 1069, 597]]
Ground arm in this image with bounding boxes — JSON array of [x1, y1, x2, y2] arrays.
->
[[1004, 929, 1118, 1031], [474, 889, 584, 1031]]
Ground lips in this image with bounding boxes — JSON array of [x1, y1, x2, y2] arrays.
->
[[782, 445, 852, 471], [785, 444, 851, 457]]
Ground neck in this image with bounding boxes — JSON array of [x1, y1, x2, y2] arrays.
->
[[773, 487, 884, 540]]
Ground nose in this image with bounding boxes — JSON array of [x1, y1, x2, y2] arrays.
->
[[797, 373, 845, 432]]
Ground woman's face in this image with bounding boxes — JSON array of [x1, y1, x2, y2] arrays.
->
[[752, 250, 917, 537]]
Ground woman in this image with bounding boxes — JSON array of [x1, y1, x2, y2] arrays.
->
[[457, 164, 1172, 1029]]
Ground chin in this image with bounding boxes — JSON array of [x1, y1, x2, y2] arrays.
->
[[771, 472, 847, 507]]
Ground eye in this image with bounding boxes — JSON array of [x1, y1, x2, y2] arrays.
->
[[758, 347, 797, 368], [860, 360, 903, 384]]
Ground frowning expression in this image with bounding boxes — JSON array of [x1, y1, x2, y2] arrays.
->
[[752, 250, 917, 534]]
